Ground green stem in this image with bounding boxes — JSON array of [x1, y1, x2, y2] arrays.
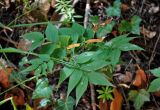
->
[[0, 76, 36, 96]]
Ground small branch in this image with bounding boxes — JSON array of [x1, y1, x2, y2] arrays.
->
[[0, 36, 18, 48], [84, 0, 90, 28], [90, 83, 96, 110], [139, 0, 145, 14], [152, 94, 160, 109], [148, 33, 160, 68]]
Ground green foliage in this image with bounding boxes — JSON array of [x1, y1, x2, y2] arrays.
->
[[0, 11, 143, 108], [118, 16, 142, 35], [55, 0, 80, 22], [97, 86, 113, 102], [106, 0, 121, 17], [96, 22, 115, 37], [55, 96, 75, 110], [0, 97, 17, 110], [45, 22, 59, 42], [32, 78, 52, 99], [148, 68, 160, 92], [19, 54, 54, 78], [102, 34, 143, 66], [23, 32, 44, 51], [128, 89, 150, 110]]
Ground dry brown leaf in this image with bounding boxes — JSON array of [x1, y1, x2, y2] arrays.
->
[[35, 0, 50, 14], [66, 43, 80, 49], [141, 27, 156, 39], [133, 69, 147, 87], [121, 4, 129, 12], [18, 39, 32, 51], [0, 67, 13, 88], [85, 38, 104, 44], [5, 88, 25, 106], [110, 88, 123, 110], [99, 99, 109, 110], [51, 0, 56, 8], [117, 71, 132, 83], [93, 18, 112, 32]]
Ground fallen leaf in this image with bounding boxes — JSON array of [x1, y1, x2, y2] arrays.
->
[[18, 38, 32, 51], [5, 88, 25, 106], [117, 71, 132, 83], [51, 0, 56, 8], [118, 84, 130, 88], [35, 0, 51, 14], [66, 43, 80, 49], [141, 27, 156, 39], [133, 69, 147, 88], [148, 4, 159, 14], [121, 4, 129, 12], [0, 58, 7, 70], [110, 88, 123, 110], [0, 67, 13, 88], [4, 0, 10, 8], [99, 99, 109, 110], [85, 38, 104, 44], [93, 18, 112, 32]]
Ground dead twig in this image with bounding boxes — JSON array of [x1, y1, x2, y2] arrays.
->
[[148, 33, 160, 69], [0, 36, 18, 48], [90, 83, 96, 110], [151, 94, 160, 109], [84, 0, 90, 28]]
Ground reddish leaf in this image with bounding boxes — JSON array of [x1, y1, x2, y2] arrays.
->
[[5, 88, 25, 106], [99, 99, 109, 110], [111, 30, 117, 36], [92, 18, 112, 32], [0, 68, 13, 88], [133, 69, 147, 88], [110, 88, 123, 110]]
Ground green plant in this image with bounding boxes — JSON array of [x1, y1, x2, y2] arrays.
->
[[0, 0, 144, 108], [106, 0, 121, 17], [0, 97, 17, 110], [128, 89, 150, 110], [0, 21, 143, 108], [148, 68, 160, 92], [55, 0, 80, 22], [97, 86, 113, 102]]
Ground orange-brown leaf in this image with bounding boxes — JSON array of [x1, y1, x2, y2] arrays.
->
[[133, 69, 147, 87], [0, 68, 13, 88], [110, 88, 123, 110], [92, 18, 112, 32], [66, 43, 80, 49], [85, 38, 104, 44], [99, 99, 109, 110], [5, 88, 25, 106]]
